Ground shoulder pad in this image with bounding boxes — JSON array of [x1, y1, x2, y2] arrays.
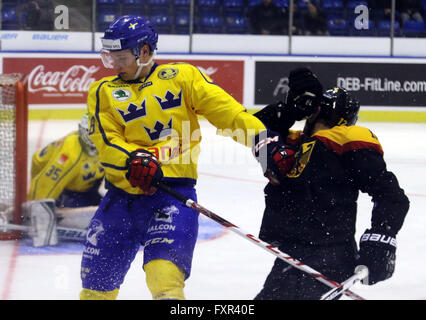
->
[[286, 130, 303, 145], [313, 125, 383, 155], [62, 133, 83, 159]]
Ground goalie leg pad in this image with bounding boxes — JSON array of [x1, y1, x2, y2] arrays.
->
[[79, 288, 119, 300], [26, 199, 58, 247], [144, 259, 185, 300]]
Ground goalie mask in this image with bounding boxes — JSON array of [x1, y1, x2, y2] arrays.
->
[[318, 87, 360, 127], [100, 15, 158, 79], [78, 114, 98, 157]]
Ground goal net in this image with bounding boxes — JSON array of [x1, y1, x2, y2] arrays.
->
[[0, 73, 28, 240]]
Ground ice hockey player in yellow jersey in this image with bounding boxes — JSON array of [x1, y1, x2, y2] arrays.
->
[[13, 114, 105, 247], [79, 15, 267, 300], [29, 114, 104, 208]]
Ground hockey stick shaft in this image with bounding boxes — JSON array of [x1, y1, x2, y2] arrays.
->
[[157, 182, 365, 300], [320, 265, 369, 300]]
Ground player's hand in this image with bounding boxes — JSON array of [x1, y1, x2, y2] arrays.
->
[[357, 228, 397, 285], [126, 149, 163, 195], [253, 131, 296, 185], [286, 67, 323, 120]]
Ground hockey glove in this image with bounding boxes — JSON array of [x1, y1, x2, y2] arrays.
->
[[286, 67, 323, 120], [253, 131, 296, 185], [253, 101, 297, 135], [357, 228, 397, 285], [126, 149, 163, 195]]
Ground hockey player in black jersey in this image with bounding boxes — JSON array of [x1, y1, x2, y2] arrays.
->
[[252, 68, 410, 300]]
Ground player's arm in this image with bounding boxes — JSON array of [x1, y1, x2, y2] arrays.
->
[[342, 127, 409, 234], [30, 147, 50, 180], [185, 65, 265, 147], [250, 68, 323, 183], [253, 67, 324, 138], [28, 148, 81, 201], [342, 127, 409, 285]]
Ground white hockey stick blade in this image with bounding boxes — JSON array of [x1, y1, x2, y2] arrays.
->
[[320, 265, 369, 300]]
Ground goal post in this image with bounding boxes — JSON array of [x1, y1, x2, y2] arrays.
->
[[0, 73, 28, 240]]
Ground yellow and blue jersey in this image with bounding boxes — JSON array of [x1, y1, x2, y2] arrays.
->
[[87, 62, 266, 195], [29, 132, 105, 200]]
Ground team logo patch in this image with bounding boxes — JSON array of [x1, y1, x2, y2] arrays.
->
[[155, 90, 182, 110], [112, 89, 132, 102], [86, 219, 105, 247], [154, 205, 179, 223], [57, 154, 68, 164], [158, 68, 179, 80], [117, 100, 147, 123], [287, 141, 316, 178], [144, 117, 173, 141]]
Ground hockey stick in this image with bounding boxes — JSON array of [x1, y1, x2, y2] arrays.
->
[[320, 265, 369, 300], [157, 182, 366, 301]]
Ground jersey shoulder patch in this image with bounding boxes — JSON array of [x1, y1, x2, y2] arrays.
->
[[313, 125, 383, 156]]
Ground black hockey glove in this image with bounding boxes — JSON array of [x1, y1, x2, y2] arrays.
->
[[286, 67, 323, 120], [253, 101, 296, 136], [357, 228, 397, 285], [253, 131, 296, 185]]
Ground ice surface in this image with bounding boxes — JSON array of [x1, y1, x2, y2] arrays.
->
[[1, 119, 425, 300]]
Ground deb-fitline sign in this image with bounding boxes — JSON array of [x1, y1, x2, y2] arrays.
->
[[255, 61, 426, 107]]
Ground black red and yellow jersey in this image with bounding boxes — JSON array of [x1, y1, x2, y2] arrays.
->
[[259, 124, 409, 247]]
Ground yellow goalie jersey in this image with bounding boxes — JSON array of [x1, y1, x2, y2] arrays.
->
[[29, 132, 105, 200], [87, 62, 266, 195]]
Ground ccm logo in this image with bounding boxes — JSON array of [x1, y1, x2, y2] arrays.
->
[[361, 233, 397, 248], [254, 135, 279, 153]]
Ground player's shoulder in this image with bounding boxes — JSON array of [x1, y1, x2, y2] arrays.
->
[[154, 62, 212, 86], [345, 125, 381, 144], [314, 125, 383, 155], [60, 131, 84, 160], [89, 75, 120, 92], [158, 62, 195, 70], [156, 62, 200, 78], [287, 129, 303, 145], [315, 125, 379, 143]]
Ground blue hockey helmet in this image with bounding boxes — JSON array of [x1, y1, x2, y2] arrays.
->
[[101, 15, 158, 58]]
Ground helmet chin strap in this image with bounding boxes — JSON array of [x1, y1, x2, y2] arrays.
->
[[132, 51, 156, 80]]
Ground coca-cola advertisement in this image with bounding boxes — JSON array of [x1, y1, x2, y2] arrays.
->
[[3, 57, 244, 105], [3, 58, 112, 104]]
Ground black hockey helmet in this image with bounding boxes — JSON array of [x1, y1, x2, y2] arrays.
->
[[318, 87, 360, 127]]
